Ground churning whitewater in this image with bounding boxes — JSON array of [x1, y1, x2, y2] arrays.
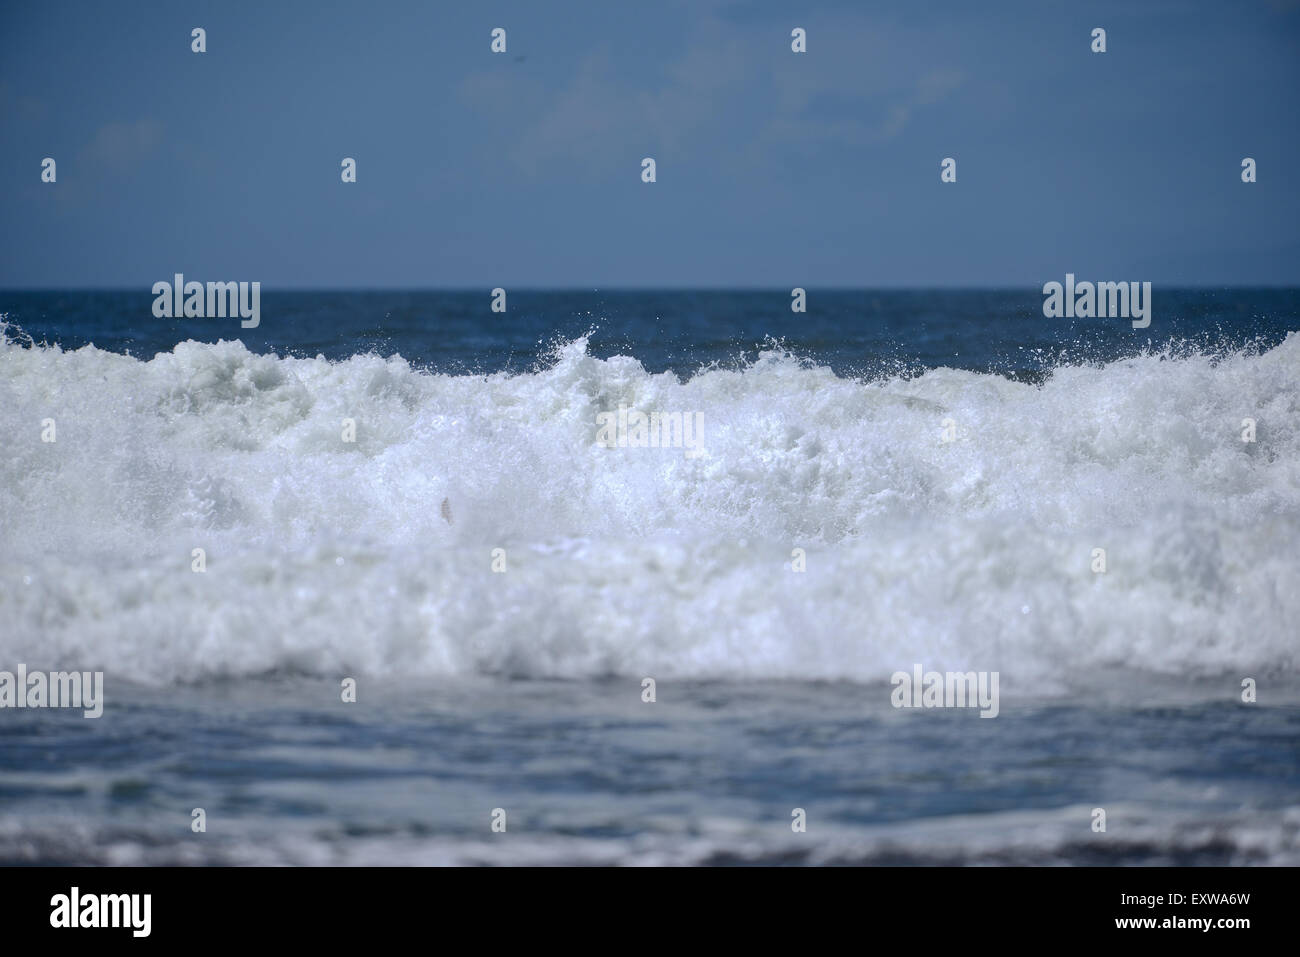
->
[[2, 329, 1297, 689]]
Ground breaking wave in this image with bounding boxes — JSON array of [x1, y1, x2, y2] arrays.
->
[[2, 328, 1297, 688]]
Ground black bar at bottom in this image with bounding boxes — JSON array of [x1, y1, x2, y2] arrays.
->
[[0, 865, 1282, 944]]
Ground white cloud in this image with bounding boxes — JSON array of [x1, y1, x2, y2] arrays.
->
[[81, 119, 163, 173]]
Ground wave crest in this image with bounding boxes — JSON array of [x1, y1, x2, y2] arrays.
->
[[1, 331, 1297, 686]]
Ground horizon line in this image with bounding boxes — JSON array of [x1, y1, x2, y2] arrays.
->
[[3, 283, 1299, 293]]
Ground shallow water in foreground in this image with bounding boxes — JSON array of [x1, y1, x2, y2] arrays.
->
[[2, 677, 1296, 866]]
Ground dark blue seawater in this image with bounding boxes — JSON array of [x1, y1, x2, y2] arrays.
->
[[1, 288, 1298, 865], [5, 287, 1298, 375]]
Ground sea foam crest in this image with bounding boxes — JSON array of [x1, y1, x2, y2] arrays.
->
[[1, 329, 1297, 687]]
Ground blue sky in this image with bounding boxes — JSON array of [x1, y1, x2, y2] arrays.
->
[[2, 0, 1297, 287]]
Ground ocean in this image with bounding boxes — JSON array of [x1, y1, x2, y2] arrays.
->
[[1, 288, 1298, 865]]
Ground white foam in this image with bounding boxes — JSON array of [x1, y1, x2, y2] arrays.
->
[[2, 330, 1297, 688]]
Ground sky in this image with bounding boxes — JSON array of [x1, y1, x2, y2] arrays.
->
[[1, 0, 1298, 288]]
